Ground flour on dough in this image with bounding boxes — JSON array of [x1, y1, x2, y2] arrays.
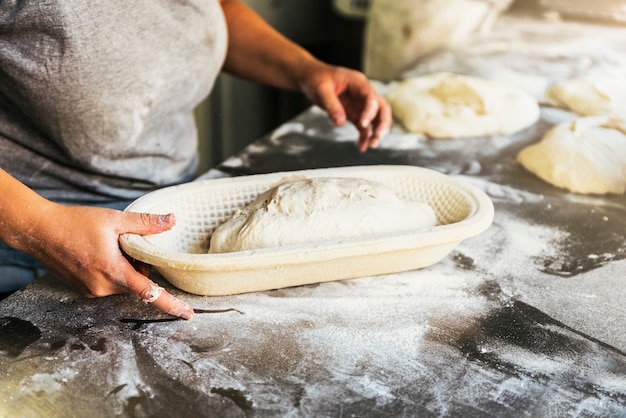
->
[[208, 177, 437, 253], [517, 116, 626, 195], [545, 76, 626, 117], [385, 72, 540, 138]]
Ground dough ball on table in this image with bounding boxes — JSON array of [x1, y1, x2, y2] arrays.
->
[[385, 72, 540, 138], [517, 116, 626, 195], [545, 76, 626, 117], [209, 177, 437, 253]]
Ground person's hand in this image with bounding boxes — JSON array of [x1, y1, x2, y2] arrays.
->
[[217, 0, 390, 150], [22, 203, 194, 320], [297, 62, 392, 152]]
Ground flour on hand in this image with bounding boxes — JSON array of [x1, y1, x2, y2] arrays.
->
[[517, 116, 626, 195], [208, 177, 438, 253], [385, 72, 540, 138]]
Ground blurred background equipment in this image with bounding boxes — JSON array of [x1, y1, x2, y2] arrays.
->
[[539, 0, 626, 23], [362, 0, 514, 82], [332, 0, 370, 18]]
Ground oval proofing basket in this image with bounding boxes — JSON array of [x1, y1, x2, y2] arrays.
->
[[120, 165, 494, 296]]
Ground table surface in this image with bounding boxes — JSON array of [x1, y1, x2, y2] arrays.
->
[[1, 13, 626, 418]]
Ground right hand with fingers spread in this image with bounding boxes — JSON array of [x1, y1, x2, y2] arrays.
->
[[18, 203, 194, 320]]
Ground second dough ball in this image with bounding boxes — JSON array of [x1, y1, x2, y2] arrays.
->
[[517, 116, 626, 195], [385, 72, 540, 138], [545, 76, 626, 117]]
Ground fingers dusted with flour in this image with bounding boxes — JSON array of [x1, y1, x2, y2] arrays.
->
[[124, 271, 195, 320], [0, 184, 195, 320], [119, 212, 195, 320]]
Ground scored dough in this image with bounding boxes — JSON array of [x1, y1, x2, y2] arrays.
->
[[385, 72, 540, 138], [545, 76, 626, 117], [208, 177, 437, 253], [517, 116, 626, 195]]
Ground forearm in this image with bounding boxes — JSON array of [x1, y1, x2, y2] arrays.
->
[[219, 0, 323, 91], [0, 168, 53, 253], [217, 0, 391, 152]]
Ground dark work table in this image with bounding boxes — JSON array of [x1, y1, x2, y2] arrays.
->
[[1, 12, 626, 418]]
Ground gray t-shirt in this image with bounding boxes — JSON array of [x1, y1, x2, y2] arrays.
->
[[0, 1, 227, 205]]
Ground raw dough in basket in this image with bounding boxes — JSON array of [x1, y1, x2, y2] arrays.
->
[[545, 76, 626, 117], [517, 116, 626, 195], [208, 177, 437, 253], [386, 72, 540, 138]]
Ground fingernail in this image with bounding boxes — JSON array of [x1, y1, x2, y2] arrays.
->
[[172, 299, 195, 320], [180, 306, 195, 320], [332, 113, 345, 125], [159, 213, 175, 224]]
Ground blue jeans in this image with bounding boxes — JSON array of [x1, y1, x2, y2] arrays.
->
[[0, 242, 46, 292], [0, 199, 133, 293]]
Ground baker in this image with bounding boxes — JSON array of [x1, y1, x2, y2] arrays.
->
[[0, 0, 391, 319]]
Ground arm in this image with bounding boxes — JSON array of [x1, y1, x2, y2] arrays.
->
[[218, 0, 391, 152], [0, 168, 194, 319]]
